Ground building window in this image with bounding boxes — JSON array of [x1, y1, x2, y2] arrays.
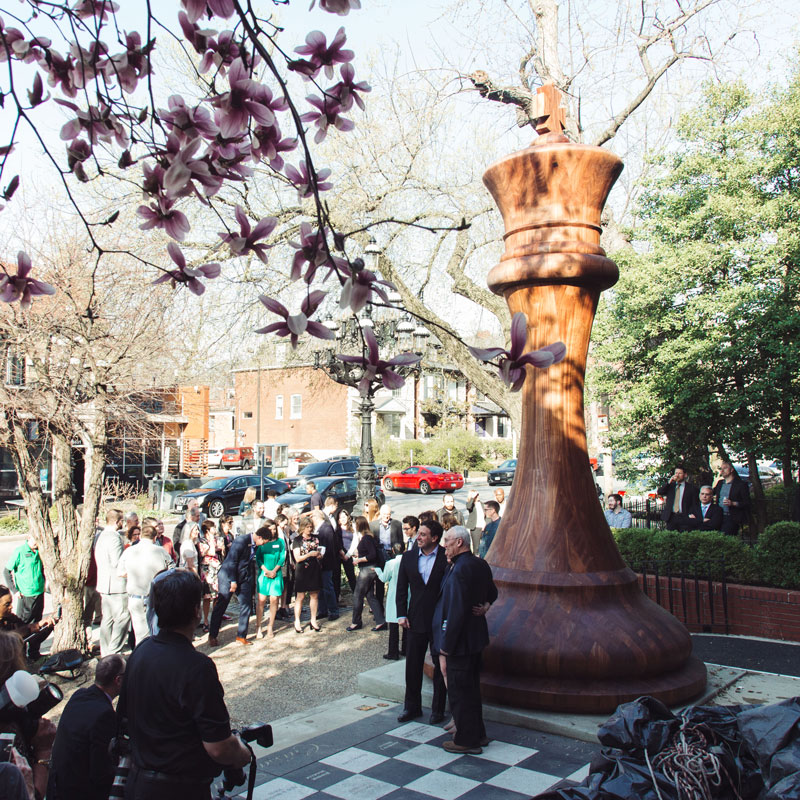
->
[[497, 416, 509, 438], [5, 350, 25, 386], [388, 414, 401, 437], [290, 394, 302, 419], [243, 411, 253, 419], [275, 395, 284, 419]]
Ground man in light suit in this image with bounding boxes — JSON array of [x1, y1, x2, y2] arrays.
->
[[396, 519, 448, 724], [433, 526, 497, 755], [371, 504, 403, 604], [95, 508, 130, 655]]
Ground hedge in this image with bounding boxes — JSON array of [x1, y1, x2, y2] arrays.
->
[[612, 522, 800, 590]]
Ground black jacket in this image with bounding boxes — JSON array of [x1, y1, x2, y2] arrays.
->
[[316, 521, 339, 571], [395, 545, 447, 633], [713, 476, 751, 523], [432, 551, 497, 656], [47, 684, 117, 800], [687, 502, 724, 531], [370, 518, 403, 550], [658, 481, 699, 522], [218, 533, 256, 585]]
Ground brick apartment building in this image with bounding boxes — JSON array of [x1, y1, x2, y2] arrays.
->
[[233, 364, 351, 456]]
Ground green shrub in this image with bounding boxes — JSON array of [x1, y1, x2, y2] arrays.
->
[[763, 485, 795, 526], [0, 515, 28, 535], [612, 528, 759, 585], [756, 521, 800, 590]]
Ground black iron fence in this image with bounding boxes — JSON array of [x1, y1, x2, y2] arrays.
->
[[629, 558, 729, 634], [623, 497, 666, 529]]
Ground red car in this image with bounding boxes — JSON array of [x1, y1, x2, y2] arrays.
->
[[382, 465, 464, 495]]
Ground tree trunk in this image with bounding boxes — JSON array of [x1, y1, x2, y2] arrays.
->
[[746, 450, 767, 536], [780, 392, 794, 487]]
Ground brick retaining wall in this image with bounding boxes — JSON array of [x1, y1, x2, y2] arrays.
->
[[639, 574, 800, 642]]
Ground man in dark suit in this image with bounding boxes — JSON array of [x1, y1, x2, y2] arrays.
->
[[688, 485, 724, 531], [433, 526, 497, 755], [208, 527, 268, 646], [657, 464, 699, 532], [396, 519, 448, 725], [47, 654, 126, 800], [713, 461, 751, 537], [312, 509, 340, 621]]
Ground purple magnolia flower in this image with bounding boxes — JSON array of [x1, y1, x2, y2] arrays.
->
[[137, 196, 191, 240], [152, 242, 220, 296], [309, 0, 362, 18], [178, 12, 216, 54], [210, 58, 279, 139], [0, 251, 56, 309], [107, 31, 150, 93], [162, 134, 223, 199], [199, 30, 243, 74], [181, 0, 235, 23], [300, 94, 354, 143], [251, 123, 297, 170], [256, 290, 335, 349], [160, 95, 219, 140], [71, 0, 120, 20], [38, 49, 79, 97], [293, 27, 354, 80], [57, 99, 128, 148], [339, 258, 394, 313], [284, 160, 332, 199], [337, 326, 420, 395], [328, 63, 370, 111], [218, 205, 277, 263], [469, 312, 567, 391], [289, 223, 329, 281]]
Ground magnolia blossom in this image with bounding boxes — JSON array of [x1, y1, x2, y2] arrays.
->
[[301, 94, 353, 143], [256, 290, 335, 348], [152, 243, 220, 296], [0, 252, 56, 309], [71, 0, 120, 20], [339, 258, 394, 313], [293, 28, 353, 80], [210, 58, 281, 138], [310, 0, 361, 14], [181, 0, 236, 24], [469, 312, 567, 391], [251, 123, 297, 170], [337, 326, 421, 395], [160, 96, 219, 141], [137, 197, 191, 241], [199, 30, 244, 74], [218, 205, 277, 263], [289, 223, 329, 281], [328, 63, 370, 111], [284, 160, 332, 199]]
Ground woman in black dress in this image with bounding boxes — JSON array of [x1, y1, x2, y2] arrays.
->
[[292, 516, 323, 633], [347, 516, 387, 632]]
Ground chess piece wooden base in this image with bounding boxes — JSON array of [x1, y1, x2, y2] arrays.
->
[[468, 96, 706, 713]]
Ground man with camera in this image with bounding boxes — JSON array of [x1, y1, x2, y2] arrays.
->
[[47, 654, 125, 800], [119, 569, 250, 799]]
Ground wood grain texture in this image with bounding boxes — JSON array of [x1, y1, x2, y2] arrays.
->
[[474, 132, 707, 713]]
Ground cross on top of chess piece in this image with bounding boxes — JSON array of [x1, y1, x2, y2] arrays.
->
[[532, 83, 567, 143]]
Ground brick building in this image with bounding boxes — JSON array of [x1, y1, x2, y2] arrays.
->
[[233, 365, 351, 456]]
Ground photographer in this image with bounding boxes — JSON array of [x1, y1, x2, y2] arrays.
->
[[0, 586, 56, 663], [0, 631, 57, 800], [119, 569, 249, 799]]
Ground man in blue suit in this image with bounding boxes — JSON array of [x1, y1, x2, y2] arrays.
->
[[208, 526, 268, 646], [433, 526, 497, 755]]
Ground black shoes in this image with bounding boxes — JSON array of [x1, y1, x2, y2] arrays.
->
[[383, 653, 400, 660], [371, 623, 388, 632], [429, 712, 445, 724], [397, 709, 423, 723]]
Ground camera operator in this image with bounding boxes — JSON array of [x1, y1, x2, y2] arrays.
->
[[118, 568, 249, 799], [0, 631, 57, 800], [0, 586, 57, 661]]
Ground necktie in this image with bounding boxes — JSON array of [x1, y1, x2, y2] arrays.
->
[[673, 484, 682, 513]]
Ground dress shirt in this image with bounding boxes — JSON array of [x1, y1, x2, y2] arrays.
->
[[379, 522, 392, 549], [417, 549, 437, 585]]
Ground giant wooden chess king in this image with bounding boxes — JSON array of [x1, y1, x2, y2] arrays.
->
[[478, 85, 707, 712]]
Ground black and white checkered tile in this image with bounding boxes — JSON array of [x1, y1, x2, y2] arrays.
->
[[243, 708, 595, 800]]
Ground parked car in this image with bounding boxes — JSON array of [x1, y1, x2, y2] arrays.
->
[[173, 474, 289, 518], [221, 447, 254, 470], [288, 451, 317, 465], [282, 456, 360, 490], [488, 459, 517, 485], [207, 448, 223, 468], [734, 464, 782, 489], [277, 475, 385, 514], [382, 465, 464, 495]]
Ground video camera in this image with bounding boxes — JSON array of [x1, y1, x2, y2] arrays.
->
[[0, 670, 63, 760], [217, 723, 273, 800]]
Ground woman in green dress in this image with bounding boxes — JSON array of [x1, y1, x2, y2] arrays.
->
[[255, 520, 286, 639]]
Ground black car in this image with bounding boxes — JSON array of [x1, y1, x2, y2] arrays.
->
[[277, 475, 385, 515], [173, 474, 290, 518], [488, 459, 517, 486], [282, 457, 360, 490]]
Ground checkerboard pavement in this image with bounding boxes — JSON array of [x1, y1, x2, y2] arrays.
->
[[240, 706, 596, 800]]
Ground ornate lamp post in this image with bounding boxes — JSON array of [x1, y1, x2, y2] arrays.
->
[[313, 239, 423, 507]]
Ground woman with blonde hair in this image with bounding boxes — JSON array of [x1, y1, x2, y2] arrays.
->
[[238, 486, 257, 516]]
